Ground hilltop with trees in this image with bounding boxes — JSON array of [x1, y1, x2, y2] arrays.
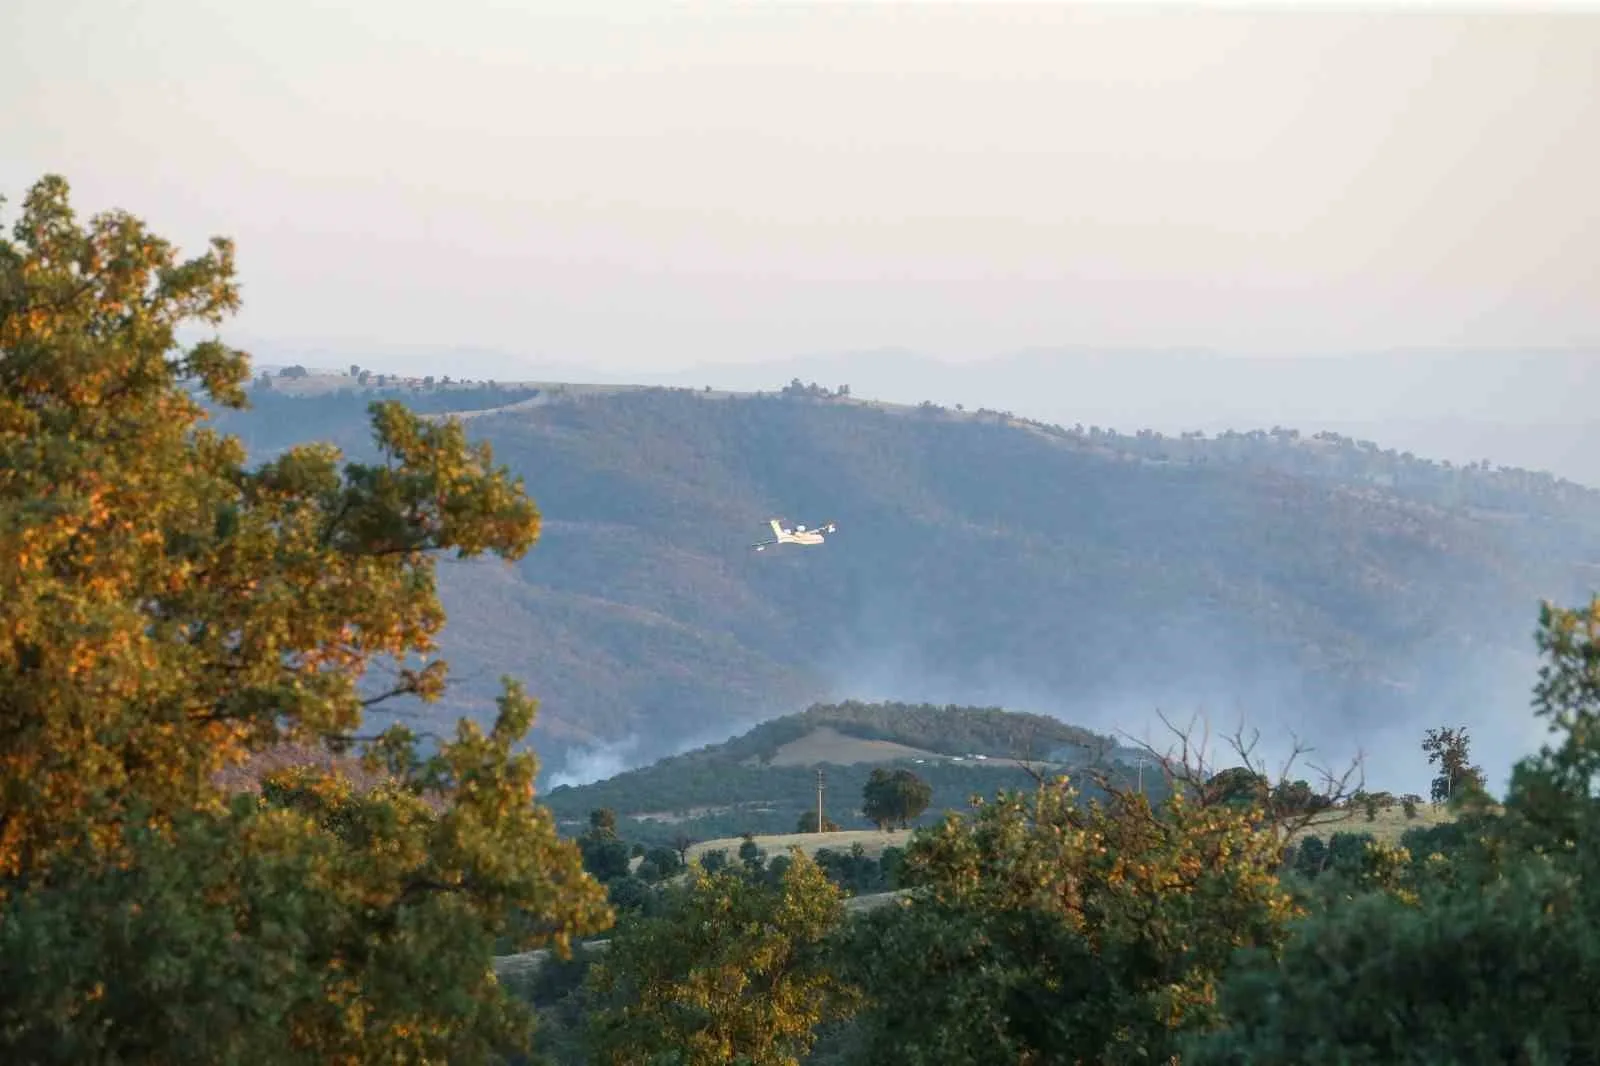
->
[[202, 359, 1600, 783], [537, 700, 1155, 845]]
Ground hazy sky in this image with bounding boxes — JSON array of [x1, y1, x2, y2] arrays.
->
[[6, 1, 1598, 372]]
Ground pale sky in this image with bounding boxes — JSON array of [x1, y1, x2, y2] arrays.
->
[[4, 1, 1598, 372]]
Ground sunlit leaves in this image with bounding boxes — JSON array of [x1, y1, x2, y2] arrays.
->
[[844, 779, 1297, 1063], [585, 851, 858, 1066], [0, 174, 608, 1061]]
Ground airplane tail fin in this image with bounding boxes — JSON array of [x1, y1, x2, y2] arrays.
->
[[770, 518, 785, 538]]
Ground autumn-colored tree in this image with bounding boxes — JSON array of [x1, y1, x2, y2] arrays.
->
[[1422, 726, 1487, 805], [0, 175, 610, 1061], [838, 775, 1301, 1064], [584, 849, 859, 1066]]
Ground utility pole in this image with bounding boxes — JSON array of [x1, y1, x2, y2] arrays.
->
[[816, 769, 826, 833], [1137, 757, 1146, 797]]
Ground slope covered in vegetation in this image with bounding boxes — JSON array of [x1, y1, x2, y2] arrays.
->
[[209, 377, 1600, 779], [539, 700, 1142, 844]]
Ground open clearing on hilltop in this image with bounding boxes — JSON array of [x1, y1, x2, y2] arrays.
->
[[757, 726, 943, 767], [753, 725, 1049, 769]]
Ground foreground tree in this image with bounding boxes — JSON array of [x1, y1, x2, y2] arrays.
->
[[584, 850, 858, 1066], [1188, 598, 1600, 1064], [0, 175, 610, 1060], [837, 773, 1302, 1064]]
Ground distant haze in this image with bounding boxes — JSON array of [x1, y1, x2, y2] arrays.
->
[[6, 3, 1597, 359]]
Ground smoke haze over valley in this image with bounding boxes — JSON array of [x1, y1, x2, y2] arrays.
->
[[206, 377, 1598, 800], [12, 0, 1596, 798]]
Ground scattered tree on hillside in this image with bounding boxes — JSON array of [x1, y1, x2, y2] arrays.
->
[[1187, 597, 1600, 1063], [1422, 726, 1487, 804], [861, 768, 933, 831], [1206, 766, 1271, 808], [584, 851, 859, 1066], [738, 833, 767, 873], [579, 808, 631, 883], [671, 832, 696, 866], [0, 174, 610, 1060], [636, 845, 683, 884], [589, 807, 620, 838], [798, 810, 841, 833], [1269, 777, 1331, 819]]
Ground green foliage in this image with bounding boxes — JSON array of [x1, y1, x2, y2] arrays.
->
[[840, 779, 1298, 1063], [1205, 766, 1270, 808], [1194, 596, 1600, 1062], [796, 811, 841, 833], [1188, 857, 1600, 1066], [0, 174, 610, 1060], [1422, 726, 1487, 805], [813, 843, 893, 896], [637, 845, 683, 883], [738, 833, 767, 872], [1269, 777, 1330, 819], [860, 768, 933, 831], [584, 851, 859, 1065]]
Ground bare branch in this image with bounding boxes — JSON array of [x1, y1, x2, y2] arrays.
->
[[1083, 706, 1366, 844]]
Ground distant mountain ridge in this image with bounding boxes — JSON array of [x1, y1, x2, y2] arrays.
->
[[240, 342, 1600, 486], [206, 372, 1600, 791]]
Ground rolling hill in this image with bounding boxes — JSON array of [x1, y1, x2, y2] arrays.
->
[[538, 700, 1151, 845], [206, 371, 1600, 788]]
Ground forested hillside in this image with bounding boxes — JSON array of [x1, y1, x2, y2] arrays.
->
[[539, 700, 1145, 844], [209, 374, 1600, 779]]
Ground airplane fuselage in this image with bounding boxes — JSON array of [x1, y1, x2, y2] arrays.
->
[[753, 517, 836, 551]]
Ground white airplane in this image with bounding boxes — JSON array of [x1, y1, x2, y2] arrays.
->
[[751, 517, 838, 551]]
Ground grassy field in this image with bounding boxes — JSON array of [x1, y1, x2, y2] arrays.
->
[[685, 802, 1463, 867], [757, 725, 1068, 772], [760, 726, 942, 767], [686, 828, 912, 864], [1285, 803, 1460, 845]]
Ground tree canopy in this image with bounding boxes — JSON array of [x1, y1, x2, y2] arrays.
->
[[860, 768, 933, 831], [0, 174, 610, 1061]]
